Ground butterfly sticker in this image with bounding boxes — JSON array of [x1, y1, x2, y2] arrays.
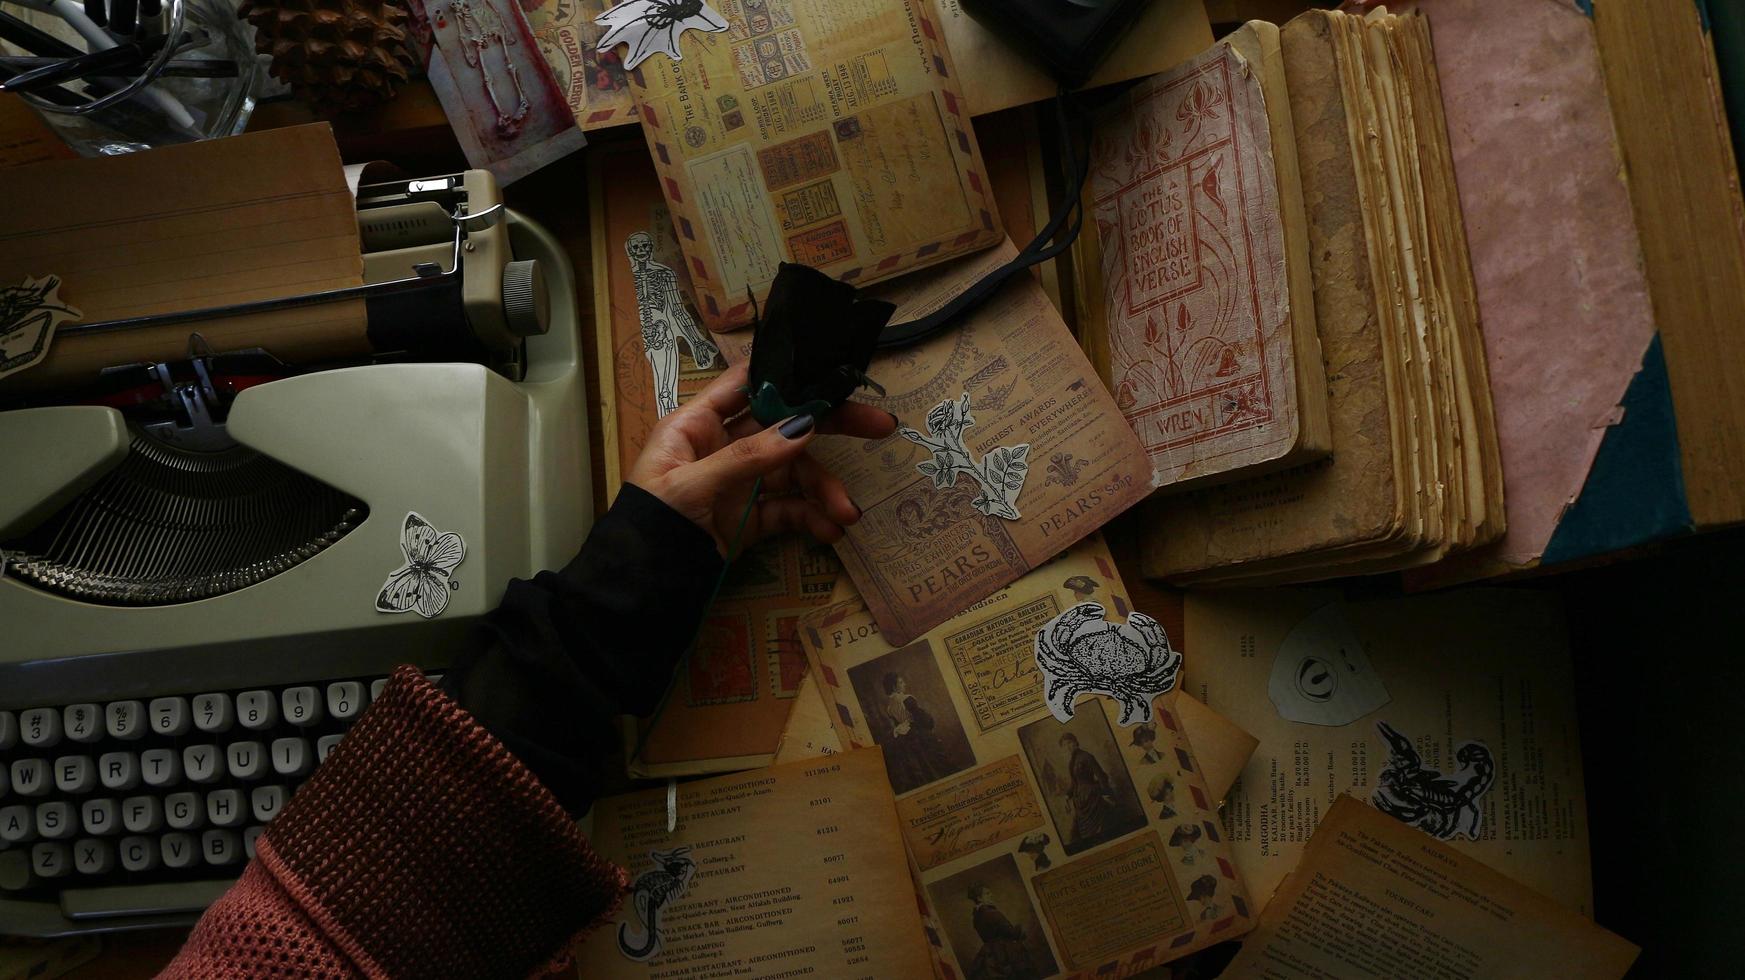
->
[[596, 0, 728, 71], [375, 512, 467, 619]]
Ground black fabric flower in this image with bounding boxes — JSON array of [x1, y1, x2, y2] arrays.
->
[[744, 263, 894, 425]]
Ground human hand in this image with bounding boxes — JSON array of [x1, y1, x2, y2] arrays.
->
[[627, 361, 898, 556]]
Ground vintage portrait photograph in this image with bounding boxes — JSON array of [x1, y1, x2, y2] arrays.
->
[[847, 639, 978, 795], [927, 853, 1059, 980], [1018, 706, 1148, 855]]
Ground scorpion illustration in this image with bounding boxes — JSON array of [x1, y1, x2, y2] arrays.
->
[[1034, 603, 1182, 725], [1371, 721, 1496, 841], [617, 846, 697, 961]]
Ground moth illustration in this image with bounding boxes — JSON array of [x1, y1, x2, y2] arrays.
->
[[596, 0, 728, 71], [375, 512, 467, 619]]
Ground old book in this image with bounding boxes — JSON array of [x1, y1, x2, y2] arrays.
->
[[1590, 0, 1745, 533], [721, 239, 1152, 646], [1084, 22, 1330, 491], [619, 0, 1003, 330], [1184, 587, 1596, 916], [572, 748, 937, 976], [799, 536, 1257, 976], [1221, 798, 1637, 979], [1139, 9, 1504, 583]]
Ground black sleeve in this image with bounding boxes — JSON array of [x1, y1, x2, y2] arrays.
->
[[439, 483, 723, 815]]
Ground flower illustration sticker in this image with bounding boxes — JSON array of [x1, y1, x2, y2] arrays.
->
[[376, 512, 467, 619], [596, 0, 728, 71], [1034, 602, 1182, 726], [899, 392, 1031, 520], [0, 275, 81, 381]]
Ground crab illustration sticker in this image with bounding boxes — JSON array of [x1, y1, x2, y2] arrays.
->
[[596, 0, 728, 71], [899, 392, 1031, 520], [0, 275, 81, 381], [1268, 601, 1390, 726], [1371, 721, 1496, 842], [375, 512, 467, 619], [1034, 602, 1181, 726]]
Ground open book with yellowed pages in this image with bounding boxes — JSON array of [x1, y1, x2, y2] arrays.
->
[[798, 535, 1256, 977]]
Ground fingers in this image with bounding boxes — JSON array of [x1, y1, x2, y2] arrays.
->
[[693, 412, 817, 488], [819, 400, 900, 440], [684, 360, 752, 422], [793, 453, 860, 525], [750, 496, 845, 548]]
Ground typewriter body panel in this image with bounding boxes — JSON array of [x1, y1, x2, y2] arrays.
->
[[0, 173, 593, 935]]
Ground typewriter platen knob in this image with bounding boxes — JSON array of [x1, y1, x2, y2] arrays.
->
[[501, 260, 551, 338]]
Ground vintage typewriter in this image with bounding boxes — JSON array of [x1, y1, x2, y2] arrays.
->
[[0, 171, 594, 936]]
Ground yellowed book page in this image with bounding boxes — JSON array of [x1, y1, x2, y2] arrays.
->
[[799, 538, 1256, 976], [624, 0, 1002, 330], [934, 0, 1211, 117], [1141, 11, 1404, 579], [1183, 587, 1595, 916], [1090, 34, 1304, 490], [1222, 797, 1637, 979], [574, 748, 936, 975], [773, 671, 847, 764], [0, 124, 365, 391], [719, 241, 1151, 646]]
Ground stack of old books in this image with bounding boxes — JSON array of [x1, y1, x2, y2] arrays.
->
[[1077, 9, 1506, 585]]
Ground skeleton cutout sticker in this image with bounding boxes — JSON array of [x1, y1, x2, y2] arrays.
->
[[596, 0, 727, 71], [627, 230, 720, 417], [375, 512, 467, 619], [617, 846, 697, 961], [0, 275, 80, 381], [899, 393, 1031, 520], [1034, 603, 1182, 726], [1371, 721, 1496, 842]]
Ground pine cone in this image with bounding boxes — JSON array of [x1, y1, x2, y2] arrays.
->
[[239, 0, 418, 115]]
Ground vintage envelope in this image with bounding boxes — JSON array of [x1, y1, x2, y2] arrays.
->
[[618, 0, 1004, 328], [799, 536, 1256, 976]]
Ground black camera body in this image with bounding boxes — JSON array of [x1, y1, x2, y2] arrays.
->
[[958, 0, 1156, 88]]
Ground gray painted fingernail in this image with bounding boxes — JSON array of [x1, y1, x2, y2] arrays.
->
[[779, 414, 815, 439]]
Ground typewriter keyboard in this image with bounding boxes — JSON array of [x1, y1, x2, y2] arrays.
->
[[0, 672, 439, 924]]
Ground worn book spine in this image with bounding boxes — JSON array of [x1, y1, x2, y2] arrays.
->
[[1141, 10, 1404, 580]]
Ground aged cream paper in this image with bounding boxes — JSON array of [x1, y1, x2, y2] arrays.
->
[[1221, 797, 1638, 979], [799, 537, 1255, 977], [1184, 588, 1596, 915], [573, 748, 936, 976], [622, 0, 1002, 329]]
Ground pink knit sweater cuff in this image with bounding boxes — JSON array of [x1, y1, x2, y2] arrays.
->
[[253, 665, 628, 979]]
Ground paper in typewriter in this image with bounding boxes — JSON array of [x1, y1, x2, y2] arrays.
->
[[620, 0, 1004, 330], [1222, 797, 1637, 979], [798, 537, 1257, 976], [1086, 25, 1328, 491], [571, 747, 936, 976], [1184, 587, 1596, 916], [0, 124, 366, 391], [719, 242, 1151, 647]]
